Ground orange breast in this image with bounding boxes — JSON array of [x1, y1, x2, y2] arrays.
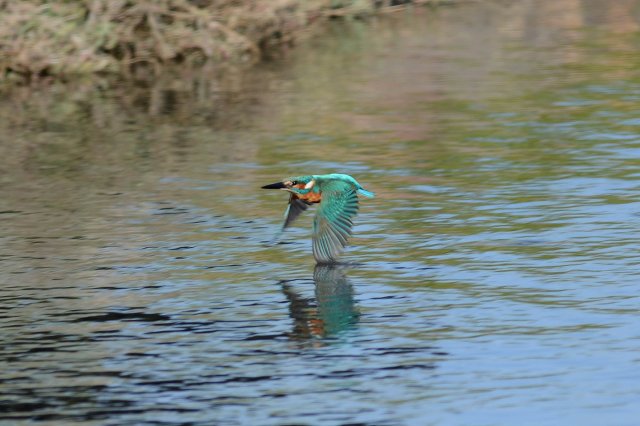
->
[[297, 190, 322, 203], [291, 183, 321, 203]]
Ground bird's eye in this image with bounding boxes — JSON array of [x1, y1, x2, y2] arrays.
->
[[290, 181, 298, 186]]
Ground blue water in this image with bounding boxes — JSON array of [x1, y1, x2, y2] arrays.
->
[[2, 1, 640, 424]]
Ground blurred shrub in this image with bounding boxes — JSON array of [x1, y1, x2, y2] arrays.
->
[[0, 0, 359, 81]]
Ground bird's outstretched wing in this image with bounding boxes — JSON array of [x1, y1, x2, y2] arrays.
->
[[312, 180, 359, 263], [269, 195, 310, 245], [283, 195, 310, 229]]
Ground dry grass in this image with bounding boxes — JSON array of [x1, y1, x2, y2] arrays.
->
[[0, 0, 392, 82]]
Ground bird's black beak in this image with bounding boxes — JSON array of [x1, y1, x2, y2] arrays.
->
[[261, 181, 286, 189]]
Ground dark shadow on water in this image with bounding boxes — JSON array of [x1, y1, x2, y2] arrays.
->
[[281, 265, 360, 345]]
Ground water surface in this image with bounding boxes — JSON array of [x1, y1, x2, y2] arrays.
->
[[2, 1, 640, 424]]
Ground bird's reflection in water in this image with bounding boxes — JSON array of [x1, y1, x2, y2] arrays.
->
[[282, 265, 359, 345]]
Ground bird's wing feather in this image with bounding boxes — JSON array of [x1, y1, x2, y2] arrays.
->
[[268, 195, 310, 245], [283, 195, 310, 230], [312, 180, 359, 263]]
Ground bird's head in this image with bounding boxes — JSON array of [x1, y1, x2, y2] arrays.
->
[[261, 175, 315, 192]]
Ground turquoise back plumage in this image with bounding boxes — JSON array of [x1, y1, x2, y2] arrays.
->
[[310, 174, 374, 263]]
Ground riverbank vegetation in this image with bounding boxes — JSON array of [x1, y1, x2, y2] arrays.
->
[[0, 0, 429, 83]]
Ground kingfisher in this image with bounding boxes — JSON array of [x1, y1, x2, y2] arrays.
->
[[262, 173, 375, 264]]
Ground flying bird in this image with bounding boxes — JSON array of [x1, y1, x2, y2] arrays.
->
[[262, 173, 374, 263]]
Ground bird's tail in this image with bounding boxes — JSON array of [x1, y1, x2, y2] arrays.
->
[[357, 188, 375, 198]]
